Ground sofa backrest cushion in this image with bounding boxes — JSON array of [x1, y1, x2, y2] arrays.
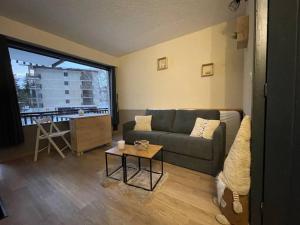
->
[[145, 109, 176, 132], [172, 110, 220, 134]]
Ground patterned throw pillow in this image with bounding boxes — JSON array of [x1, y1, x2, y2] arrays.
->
[[190, 117, 220, 139], [134, 115, 152, 131]]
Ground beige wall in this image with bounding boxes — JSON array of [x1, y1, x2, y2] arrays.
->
[[0, 16, 118, 66], [117, 20, 244, 110], [243, 1, 254, 116]]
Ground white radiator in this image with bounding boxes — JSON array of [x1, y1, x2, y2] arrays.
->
[[220, 111, 241, 154]]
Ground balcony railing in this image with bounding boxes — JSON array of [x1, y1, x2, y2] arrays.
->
[[80, 74, 93, 81], [80, 84, 93, 89], [27, 75, 41, 79], [29, 84, 42, 89], [81, 93, 93, 98], [20, 107, 109, 125], [81, 100, 95, 105]]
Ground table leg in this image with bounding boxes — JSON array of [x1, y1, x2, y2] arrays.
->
[[161, 150, 164, 174], [105, 153, 108, 176], [138, 157, 141, 171], [123, 155, 127, 183], [150, 159, 153, 191]]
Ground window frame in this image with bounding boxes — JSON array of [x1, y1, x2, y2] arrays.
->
[[7, 37, 113, 71]]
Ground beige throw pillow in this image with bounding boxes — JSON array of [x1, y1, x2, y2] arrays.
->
[[134, 115, 152, 131], [190, 118, 220, 139]]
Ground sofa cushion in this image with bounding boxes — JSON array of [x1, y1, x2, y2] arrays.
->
[[190, 118, 220, 140], [134, 115, 152, 131], [124, 130, 169, 145], [145, 109, 176, 132], [172, 110, 220, 134], [160, 133, 213, 160]]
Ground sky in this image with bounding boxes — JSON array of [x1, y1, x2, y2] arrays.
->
[[11, 60, 98, 78], [9, 47, 101, 78], [9, 47, 106, 90], [11, 60, 103, 88]]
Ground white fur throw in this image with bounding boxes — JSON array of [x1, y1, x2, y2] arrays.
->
[[190, 118, 220, 140], [218, 115, 251, 196], [134, 115, 152, 131]]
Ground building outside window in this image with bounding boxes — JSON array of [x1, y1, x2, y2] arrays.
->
[[9, 47, 111, 125]]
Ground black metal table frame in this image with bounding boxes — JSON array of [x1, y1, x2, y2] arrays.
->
[[105, 152, 139, 182], [123, 149, 163, 191]]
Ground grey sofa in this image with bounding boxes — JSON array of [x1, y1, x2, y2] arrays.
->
[[123, 109, 226, 176]]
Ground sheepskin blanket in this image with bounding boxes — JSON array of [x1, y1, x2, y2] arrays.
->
[[218, 115, 251, 195]]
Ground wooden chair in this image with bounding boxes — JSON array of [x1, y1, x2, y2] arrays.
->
[[34, 117, 72, 162]]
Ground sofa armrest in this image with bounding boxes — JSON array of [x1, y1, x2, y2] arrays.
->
[[122, 121, 136, 141], [211, 122, 226, 175]]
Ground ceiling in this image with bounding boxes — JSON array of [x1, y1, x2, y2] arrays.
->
[[0, 0, 245, 56]]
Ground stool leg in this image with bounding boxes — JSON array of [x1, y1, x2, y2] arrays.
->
[[62, 135, 72, 151], [47, 141, 51, 154], [48, 138, 65, 159]]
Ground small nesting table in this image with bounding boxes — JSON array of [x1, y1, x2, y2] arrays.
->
[[105, 144, 164, 191]]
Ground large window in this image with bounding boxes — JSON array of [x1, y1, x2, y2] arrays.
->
[[9, 47, 111, 125]]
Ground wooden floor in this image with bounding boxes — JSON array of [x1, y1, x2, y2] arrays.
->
[[0, 145, 221, 225]]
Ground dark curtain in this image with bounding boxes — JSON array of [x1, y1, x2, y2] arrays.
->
[[0, 35, 24, 147], [109, 67, 119, 130]]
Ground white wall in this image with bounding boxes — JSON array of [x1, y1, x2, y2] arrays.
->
[[243, 1, 254, 116], [118, 20, 244, 110], [0, 16, 118, 66]]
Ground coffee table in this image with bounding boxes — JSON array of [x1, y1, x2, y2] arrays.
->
[[105, 144, 164, 191]]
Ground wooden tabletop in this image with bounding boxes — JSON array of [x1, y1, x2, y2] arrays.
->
[[105, 144, 163, 159], [105, 146, 125, 156]]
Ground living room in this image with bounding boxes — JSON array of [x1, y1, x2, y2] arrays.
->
[[0, 1, 260, 225]]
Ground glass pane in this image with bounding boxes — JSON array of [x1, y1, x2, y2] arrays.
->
[[9, 48, 111, 125]]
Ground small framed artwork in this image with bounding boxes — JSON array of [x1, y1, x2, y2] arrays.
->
[[157, 57, 168, 71], [201, 63, 214, 77]]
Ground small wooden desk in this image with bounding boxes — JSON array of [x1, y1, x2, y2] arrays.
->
[[63, 114, 112, 156]]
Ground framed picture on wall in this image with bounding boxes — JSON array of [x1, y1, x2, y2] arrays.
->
[[157, 57, 168, 71], [201, 63, 214, 77]]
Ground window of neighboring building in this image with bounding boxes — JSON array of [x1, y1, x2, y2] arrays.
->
[[8, 47, 111, 126]]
